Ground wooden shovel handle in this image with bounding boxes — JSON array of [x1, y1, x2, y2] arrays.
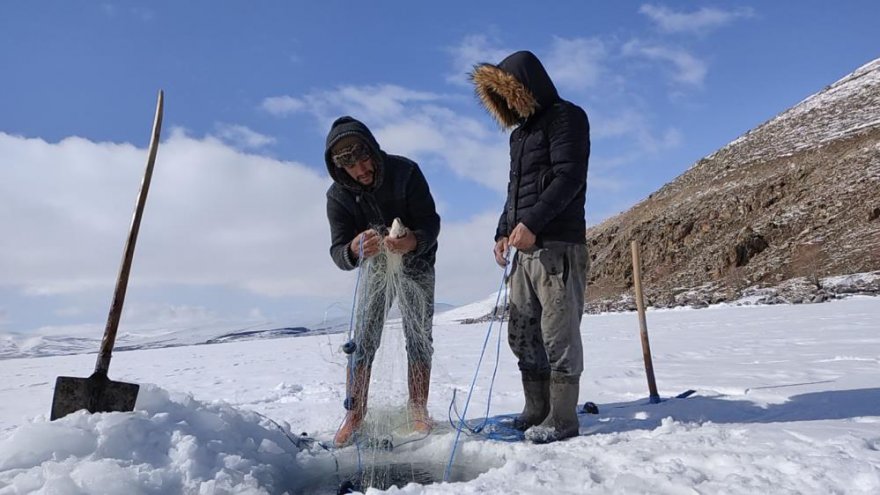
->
[[632, 240, 660, 401], [95, 91, 164, 375]]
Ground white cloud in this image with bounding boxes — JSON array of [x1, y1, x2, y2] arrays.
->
[[445, 33, 608, 91], [0, 131, 346, 299], [120, 302, 221, 328], [333, 85, 440, 122], [289, 84, 443, 131], [270, 85, 510, 193], [373, 106, 509, 193], [214, 123, 276, 150], [261, 95, 306, 116], [444, 34, 512, 86], [545, 36, 607, 90], [584, 108, 682, 204], [594, 108, 682, 152], [54, 306, 86, 318], [0, 128, 510, 321], [435, 210, 507, 303], [586, 175, 628, 195], [639, 4, 755, 35], [623, 40, 707, 86]]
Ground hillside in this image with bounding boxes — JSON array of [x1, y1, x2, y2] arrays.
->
[[586, 57, 880, 310]]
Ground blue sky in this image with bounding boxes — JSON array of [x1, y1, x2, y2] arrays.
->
[[1, 1, 878, 335]]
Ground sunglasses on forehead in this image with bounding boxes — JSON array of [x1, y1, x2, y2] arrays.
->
[[332, 142, 372, 169]]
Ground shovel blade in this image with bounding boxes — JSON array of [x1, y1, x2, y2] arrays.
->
[[51, 374, 139, 421]]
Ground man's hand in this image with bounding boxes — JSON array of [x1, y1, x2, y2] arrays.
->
[[493, 237, 509, 267], [385, 230, 417, 254], [349, 229, 381, 259], [508, 222, 536, 250]]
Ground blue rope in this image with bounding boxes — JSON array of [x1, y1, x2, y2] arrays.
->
[[445, 406, 524, 442], [445, 274, 508, 436], [474, 277, 507, 430], [337, 233, 366, 473], [345, 236, 366, 399], [345, 233, 366, 344], [443, 247, 515, 482]]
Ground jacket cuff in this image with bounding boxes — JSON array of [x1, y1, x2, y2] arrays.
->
[[412, 230, 428, 256], [521, 210, 548, 237], [342, 245, 358, 269]]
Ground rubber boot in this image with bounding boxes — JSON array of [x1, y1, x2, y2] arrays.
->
[[407, 363, 432, 433], [524, 374, 580, 444], [512, 371, 550, 431], [334, 365, 371, 447]]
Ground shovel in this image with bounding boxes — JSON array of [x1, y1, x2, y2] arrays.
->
[[51, 91, 164, 421]]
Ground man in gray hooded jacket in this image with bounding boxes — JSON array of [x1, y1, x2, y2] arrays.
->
[[471, 51, 590, 443], [324, 116, 441, 447]]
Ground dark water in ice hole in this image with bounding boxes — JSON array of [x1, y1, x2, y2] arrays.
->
[[294, 457, 493, 494]]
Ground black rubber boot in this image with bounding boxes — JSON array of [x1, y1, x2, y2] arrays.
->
[[524, 374, 580, 443], [513, 370, 550, 431]]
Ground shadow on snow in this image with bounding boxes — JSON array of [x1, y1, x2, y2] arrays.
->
[[582, 387, 880, 435]]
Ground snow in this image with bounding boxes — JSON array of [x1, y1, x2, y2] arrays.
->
[[0, 317, 349, 360], [705, 57, 880, 167], [784, 57, 880, 121], [1, 297, 880, 493], [823, 271, 880, 289], [433, 292, 503, 324]]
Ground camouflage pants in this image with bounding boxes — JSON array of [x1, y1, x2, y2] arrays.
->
[[507, 242, 588, 378]]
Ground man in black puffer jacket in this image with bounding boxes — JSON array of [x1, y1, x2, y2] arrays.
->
[[471, 51, 590, 443], [324, 116, 440, 447]]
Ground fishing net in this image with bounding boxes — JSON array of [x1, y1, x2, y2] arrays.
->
[[340, 222, 438, 490]]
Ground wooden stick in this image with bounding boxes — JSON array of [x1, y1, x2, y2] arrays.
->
[[95, 90, 164, 375], [631, 240, 660, 403]]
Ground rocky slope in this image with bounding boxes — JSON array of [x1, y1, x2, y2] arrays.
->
[[585, 57, 880, 311]]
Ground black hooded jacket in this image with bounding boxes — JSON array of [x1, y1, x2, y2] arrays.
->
[[472, 51, 590, 245], [324, 116, 440, 271]]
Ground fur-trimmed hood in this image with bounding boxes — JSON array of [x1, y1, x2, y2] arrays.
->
[[324, 116, 385, 192], [470, 50, 560, 129]]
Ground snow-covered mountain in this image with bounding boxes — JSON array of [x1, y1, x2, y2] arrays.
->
[[0, 303, 459, 360], [586, 57, 880, 311], [0, 318, 350, 360]]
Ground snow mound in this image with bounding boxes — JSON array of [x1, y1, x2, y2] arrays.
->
[[434, 292, 503, 324], [0, 385, 302, 494]]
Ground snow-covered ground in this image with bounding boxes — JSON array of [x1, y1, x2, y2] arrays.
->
[[1, 296, 879, 493]]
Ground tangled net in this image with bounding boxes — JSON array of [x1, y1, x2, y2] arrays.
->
[[343, 221, 437, 489]]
